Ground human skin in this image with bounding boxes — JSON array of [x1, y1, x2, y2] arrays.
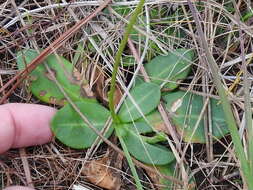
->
[[4, 186, 35, 190], [0, 103, 56, 190]]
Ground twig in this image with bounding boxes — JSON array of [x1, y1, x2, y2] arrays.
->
[[19, 148, 34, 188]]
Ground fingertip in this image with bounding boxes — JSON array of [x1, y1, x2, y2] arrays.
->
[[3, 186, 35, 190], [0, 106, 15, 154], [0, 103, 57, 153]]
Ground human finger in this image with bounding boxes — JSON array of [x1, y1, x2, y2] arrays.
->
[[3, 186, 35, 190], [0, 103, 56, 154]]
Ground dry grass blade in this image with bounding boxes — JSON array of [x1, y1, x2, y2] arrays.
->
[[19, 148, 34, 188], [187, 0, 253, 189]]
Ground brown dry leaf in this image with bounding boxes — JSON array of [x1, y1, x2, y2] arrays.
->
[[91, 66, 107, 104], [82, 151, 122, 190], [90, 66, 122, 106], [146, 111, 169, 135], [73, 66, 94, 98], [112, 83, 123, 106], [228, 41, 239, 52], [153, 122, 168, 135]]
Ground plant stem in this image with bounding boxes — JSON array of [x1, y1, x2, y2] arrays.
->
[[108, 1, 145, 189], [187, 1, 253, 189], [116, 128, 144, 190], [108, 0, 145, 123]]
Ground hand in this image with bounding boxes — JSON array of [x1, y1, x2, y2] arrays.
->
[[0, 103, 56, 190]]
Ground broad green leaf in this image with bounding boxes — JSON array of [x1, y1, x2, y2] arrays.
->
[[131, 121, 167, 144], [133, 76, 145, 87], [145, 49, 193, 90], [131, 121, 153, 134], [135, 110, 167, 133], [147, 162, 176, 190], [118, 82, 161, 122], [51, 101, 113, 149], [119, 124, 175, 165], [132, 112, 168, 144], [17, 49, 94, 105], [163, 91, 229, 143]]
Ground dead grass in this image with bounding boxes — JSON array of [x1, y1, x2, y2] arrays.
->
[[1, 0, 253, 189]]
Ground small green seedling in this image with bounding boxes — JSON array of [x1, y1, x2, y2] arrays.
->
[[16, 48, 174, 164], [16, 47, 203, 188], [15, 3, 232, 189], [17, 43, 233, 189]]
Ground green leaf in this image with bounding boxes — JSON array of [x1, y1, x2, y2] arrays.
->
[[163, 90, 229, 143], [120, 124, 175, 165], [131, 111, 168, 144], [145, 49, 193, 90], [148, 161, 195, 190], [153, 162, 176, 190], [17, 49, 94, 105], [51, 101, 113, 149], [130, 121, 167, 144], [133, 76, 145, 87], [135, 110, 166, 132], [131, 121, 153, 134], [72, 41, 85, 65], [118, 82, 161, 122], [141, 132, 167, 144]]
